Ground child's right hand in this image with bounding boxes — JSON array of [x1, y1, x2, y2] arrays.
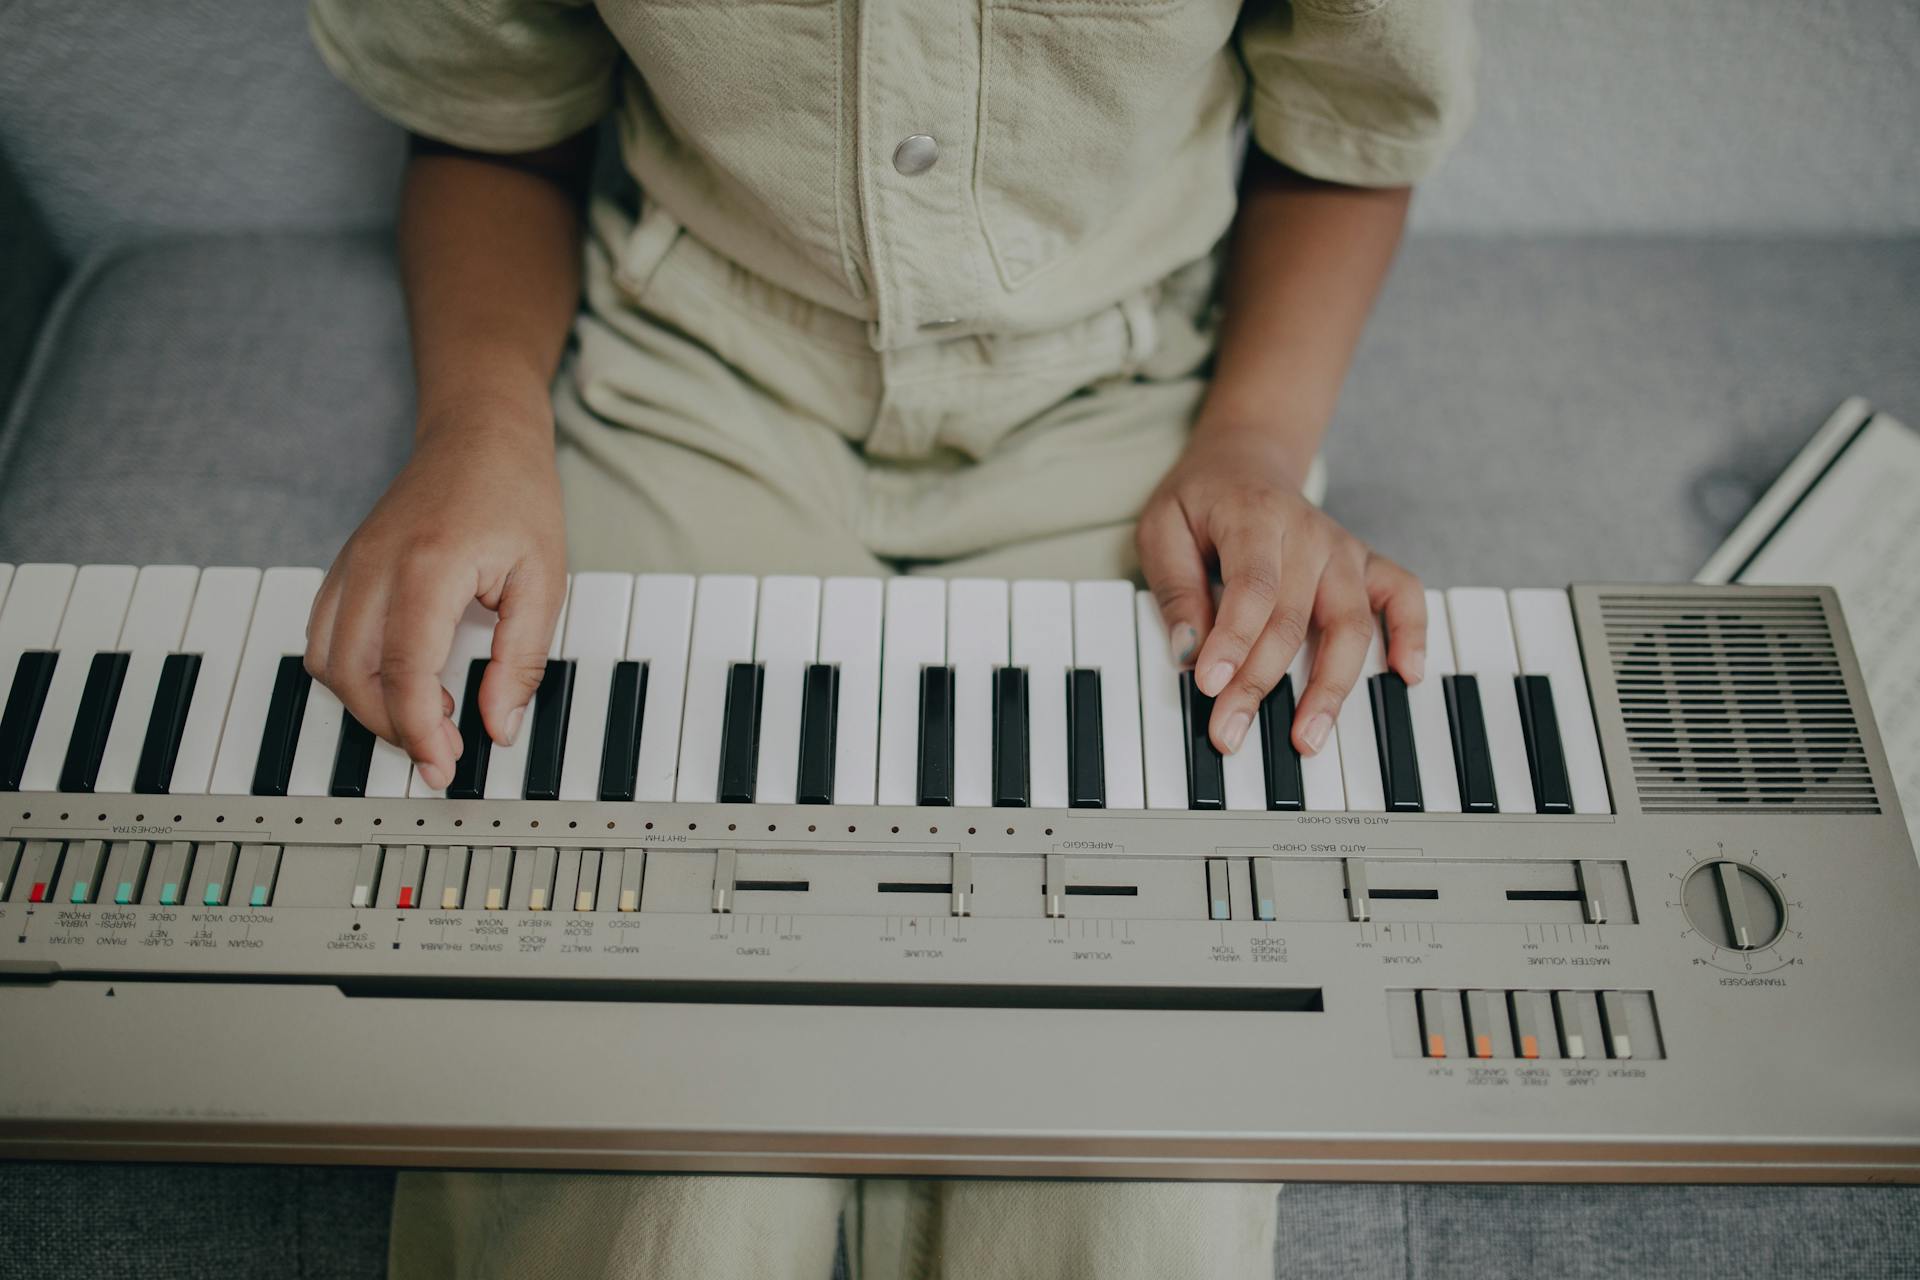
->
[[303, 400, 568, 789]]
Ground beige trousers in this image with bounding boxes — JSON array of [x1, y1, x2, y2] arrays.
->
[[391, 197, 1302, 1280]]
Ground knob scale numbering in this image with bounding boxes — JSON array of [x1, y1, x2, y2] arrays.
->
[[1682, 859, 1786, 951]]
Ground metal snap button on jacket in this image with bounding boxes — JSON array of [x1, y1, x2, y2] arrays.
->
[[892, 134, 938, 175]]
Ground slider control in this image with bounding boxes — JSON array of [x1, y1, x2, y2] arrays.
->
[[1344, 859, 1371, 922], [951, 851, 972, 918], [1044, 853, 1065, 919], [1250, 858, 1277, 921], [1205, 859, 1231, 921], [712, 848, 736, 914]]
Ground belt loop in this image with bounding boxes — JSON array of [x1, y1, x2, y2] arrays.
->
[[1119, 291, 1159, 372], [611, 198, 683, 303]]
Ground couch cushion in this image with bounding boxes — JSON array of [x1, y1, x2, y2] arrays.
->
[[0, 232, 412, 567], [1325, 234, 1920, 586]]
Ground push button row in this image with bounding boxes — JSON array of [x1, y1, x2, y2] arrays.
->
[[1390, 988, 1664, 1061], [0, 837, 280, 907], [351, 844, 650, 915]]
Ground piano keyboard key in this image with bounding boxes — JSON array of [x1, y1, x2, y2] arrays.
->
[[1516, 674, 1575, 814], [0, 563, 78, 791], [557, 572, 633, 802], [946, 579, 1007, 808], [627, 574, 696, 803], [1257, 677, 1305, 811], [59, 653, 130, 793], [1066, 667, 1105, 808], [1012, 581, 1073, 809], [753, 576, 820, 806], [1444, 674, 1499, 812], [209, 568, 319, 796], [93, 565, 199, 795], [446, 660, 492, 801], [1507, 588, 1611, 814], [676, 575, 757, 804], [916, 664, 956, 807], [795, 663, 838, 805], [598, 662, 648, 802], [718, 661, 764, 803], [1445, 588, 1536, 815], [878, 577, 944, 807], [483, 593, 566, 801], [1334, 622, 1388, 812], [288, 679, 346, 798], [1180, 672, 1225, 811], [249, 655, 312, 797], [132, 654, 202, 795], [818, 577, 882, 806], [22, 564, 136, 792], [1369, 672, 1424, 812], [166, 568, 260, 796], [990, 666, 1029, 808], [521, 658, 575, 801], [1407, 590, 1462, 814], [1287, 636, 1345, 811], [419, 601, 498, 799], [1133, 591, 1188, 811], [1073, 581, 1143, 809], [1220, 693, 1268, 813]]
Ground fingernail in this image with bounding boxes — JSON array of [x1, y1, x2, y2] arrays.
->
[[1199, 661, 1234, 698], [504, 705, 526, 748], [1222, 711, 1252, 754], [1407, 651, 1426, 684], [1169, 623, 1199, 668], [1301, 713, 1333, 755], [419, 761, 451, 791]]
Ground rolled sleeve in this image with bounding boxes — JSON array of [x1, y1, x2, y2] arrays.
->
[[309, 0, 620, 153], [1238, 0, 1476, 187]]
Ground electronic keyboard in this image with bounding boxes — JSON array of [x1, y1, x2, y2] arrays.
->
[[1, 564, 1916, 1183]]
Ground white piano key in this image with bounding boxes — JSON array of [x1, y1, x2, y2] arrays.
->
[[753, 575, 821, 805], [210, 568, 324, 796], [946, 579, 1008, 808], [1288, 635, 1346, 811], [1446, 587, 1537, 815], [818, 577, 883, 806], [877, 577, 945, 806], [167, 567, 262, 795], [364, 738, 414, 797], [1133, 591, 1188, 811], [21, 564, 137, 791], [1073, 580, 1144, 809], [558, 573, 635, 802], [1011, 580, 1073, 809], [287, 679, 345, 798], [409, 600, 498, 797], [1509, 588, 1611, 814], [0, 565, 12, 615], [675, 575, 758, 803], [1221, 703, 1268, 812], [1333, 620, 1388, 812], [483, 580, 567, 800], [627, 574, 696, 802], [95, 566, 200, 794], [0, 563, 77, 695], [1407, 589, 1462, 814]]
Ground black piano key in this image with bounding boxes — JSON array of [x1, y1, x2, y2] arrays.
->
[[597, 660, 648, 802], [0, 650, 59, 791], [1369, 673, 1425, 813], [1066, 667, 1105, 809], [717, 661, 764, 804], [916, 665, 956, 808], [795, 662, 839, 806], [1257, 676, 1305, 811], [133, 652, 201, 794], [1517, 673, 1575, 814], [330, 713, 376, 798], [990, 666, 1030, 808], [249, 654, 313, 797], [1180, 672, 1226, 811], [521, 659, 576, 801], [446, 658, 492, 800], [58, 651, 132, 793], [1444, 674, 1499, 813]]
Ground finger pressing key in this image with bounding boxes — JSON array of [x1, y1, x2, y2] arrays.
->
[[1208, 548, 1319, 754], [1295, 568, 1374, 756], [1369, 555, 1427, 684], [379, 563, 480, 787], [477, 568, 567, 749], [1135, 502, 1215, 671]]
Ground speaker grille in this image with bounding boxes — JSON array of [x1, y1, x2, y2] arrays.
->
[[1598, 592, 1879, 814]]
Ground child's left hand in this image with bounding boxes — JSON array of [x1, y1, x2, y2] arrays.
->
[[1136, 429, 1427, 757]]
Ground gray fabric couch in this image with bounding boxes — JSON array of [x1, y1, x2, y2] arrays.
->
[[2, 1, 1918, 1276]]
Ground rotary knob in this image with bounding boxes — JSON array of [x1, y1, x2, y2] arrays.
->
[[1681, 859, 1785, 950]]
